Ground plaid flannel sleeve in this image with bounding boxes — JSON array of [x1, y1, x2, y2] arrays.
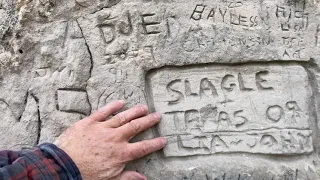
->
[[0, 143, 81, 180]]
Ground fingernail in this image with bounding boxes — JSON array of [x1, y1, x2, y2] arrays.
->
[[118, 100, 125, 105], [132, 174, 146, 180], [140, 175, 147, 180], [161, 137, 167, 145], [152, 112, 161, 120], [99, 100, 125, 114]]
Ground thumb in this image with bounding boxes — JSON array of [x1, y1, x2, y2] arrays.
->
[[119, 171, 147, 180]]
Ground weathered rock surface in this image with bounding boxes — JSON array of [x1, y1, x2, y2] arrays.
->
[[1, 0, 320, 179]]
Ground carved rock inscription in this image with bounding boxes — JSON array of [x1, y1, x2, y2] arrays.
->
[[146, 63, 313, 156]]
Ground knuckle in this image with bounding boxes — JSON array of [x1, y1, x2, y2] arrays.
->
[[128, 120, 140, 132], [108, 130, 122, 140], [93, 110, 106, 120], [96, 109, 107, 117], [83, 117, 93, 123], [140, 142, 149, 155], [128, 149, 138, 160], [151, 139, 159, 148], [73, 121, 86, 130], [120, 150, 130, 161], [114, 114, 127, 126], [149, 140, 158, 150]]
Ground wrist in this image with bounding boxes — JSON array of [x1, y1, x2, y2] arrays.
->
[[39, 143, 82, 180]]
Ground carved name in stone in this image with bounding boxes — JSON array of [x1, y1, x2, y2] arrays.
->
[[146, 63, 313, 156]]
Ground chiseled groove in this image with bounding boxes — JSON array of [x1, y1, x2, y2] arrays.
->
[[75, 19, 93, 114], [164, 127, 312, 138], [30, 93, 41, 146]]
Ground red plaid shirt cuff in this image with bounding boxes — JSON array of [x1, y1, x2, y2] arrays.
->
[[0, 143, 82, 180]]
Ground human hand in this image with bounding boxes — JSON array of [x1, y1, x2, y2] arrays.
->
[[54, 100, 166, 180]]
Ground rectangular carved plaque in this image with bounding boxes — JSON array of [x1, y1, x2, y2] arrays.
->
[[146, 63, 313, 157]]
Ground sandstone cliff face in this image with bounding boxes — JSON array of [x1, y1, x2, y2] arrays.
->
[[1, 0, 320, 179]]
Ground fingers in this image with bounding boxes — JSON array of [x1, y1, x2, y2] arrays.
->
[[119, 171, 146, 180], [126, 137, 167, 161], [104, 104, 148, 128], [88, 100, 125, 122], [117, 112, 161, 139]]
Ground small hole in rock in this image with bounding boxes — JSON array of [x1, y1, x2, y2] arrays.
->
[[18, 49, 23, 54]]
